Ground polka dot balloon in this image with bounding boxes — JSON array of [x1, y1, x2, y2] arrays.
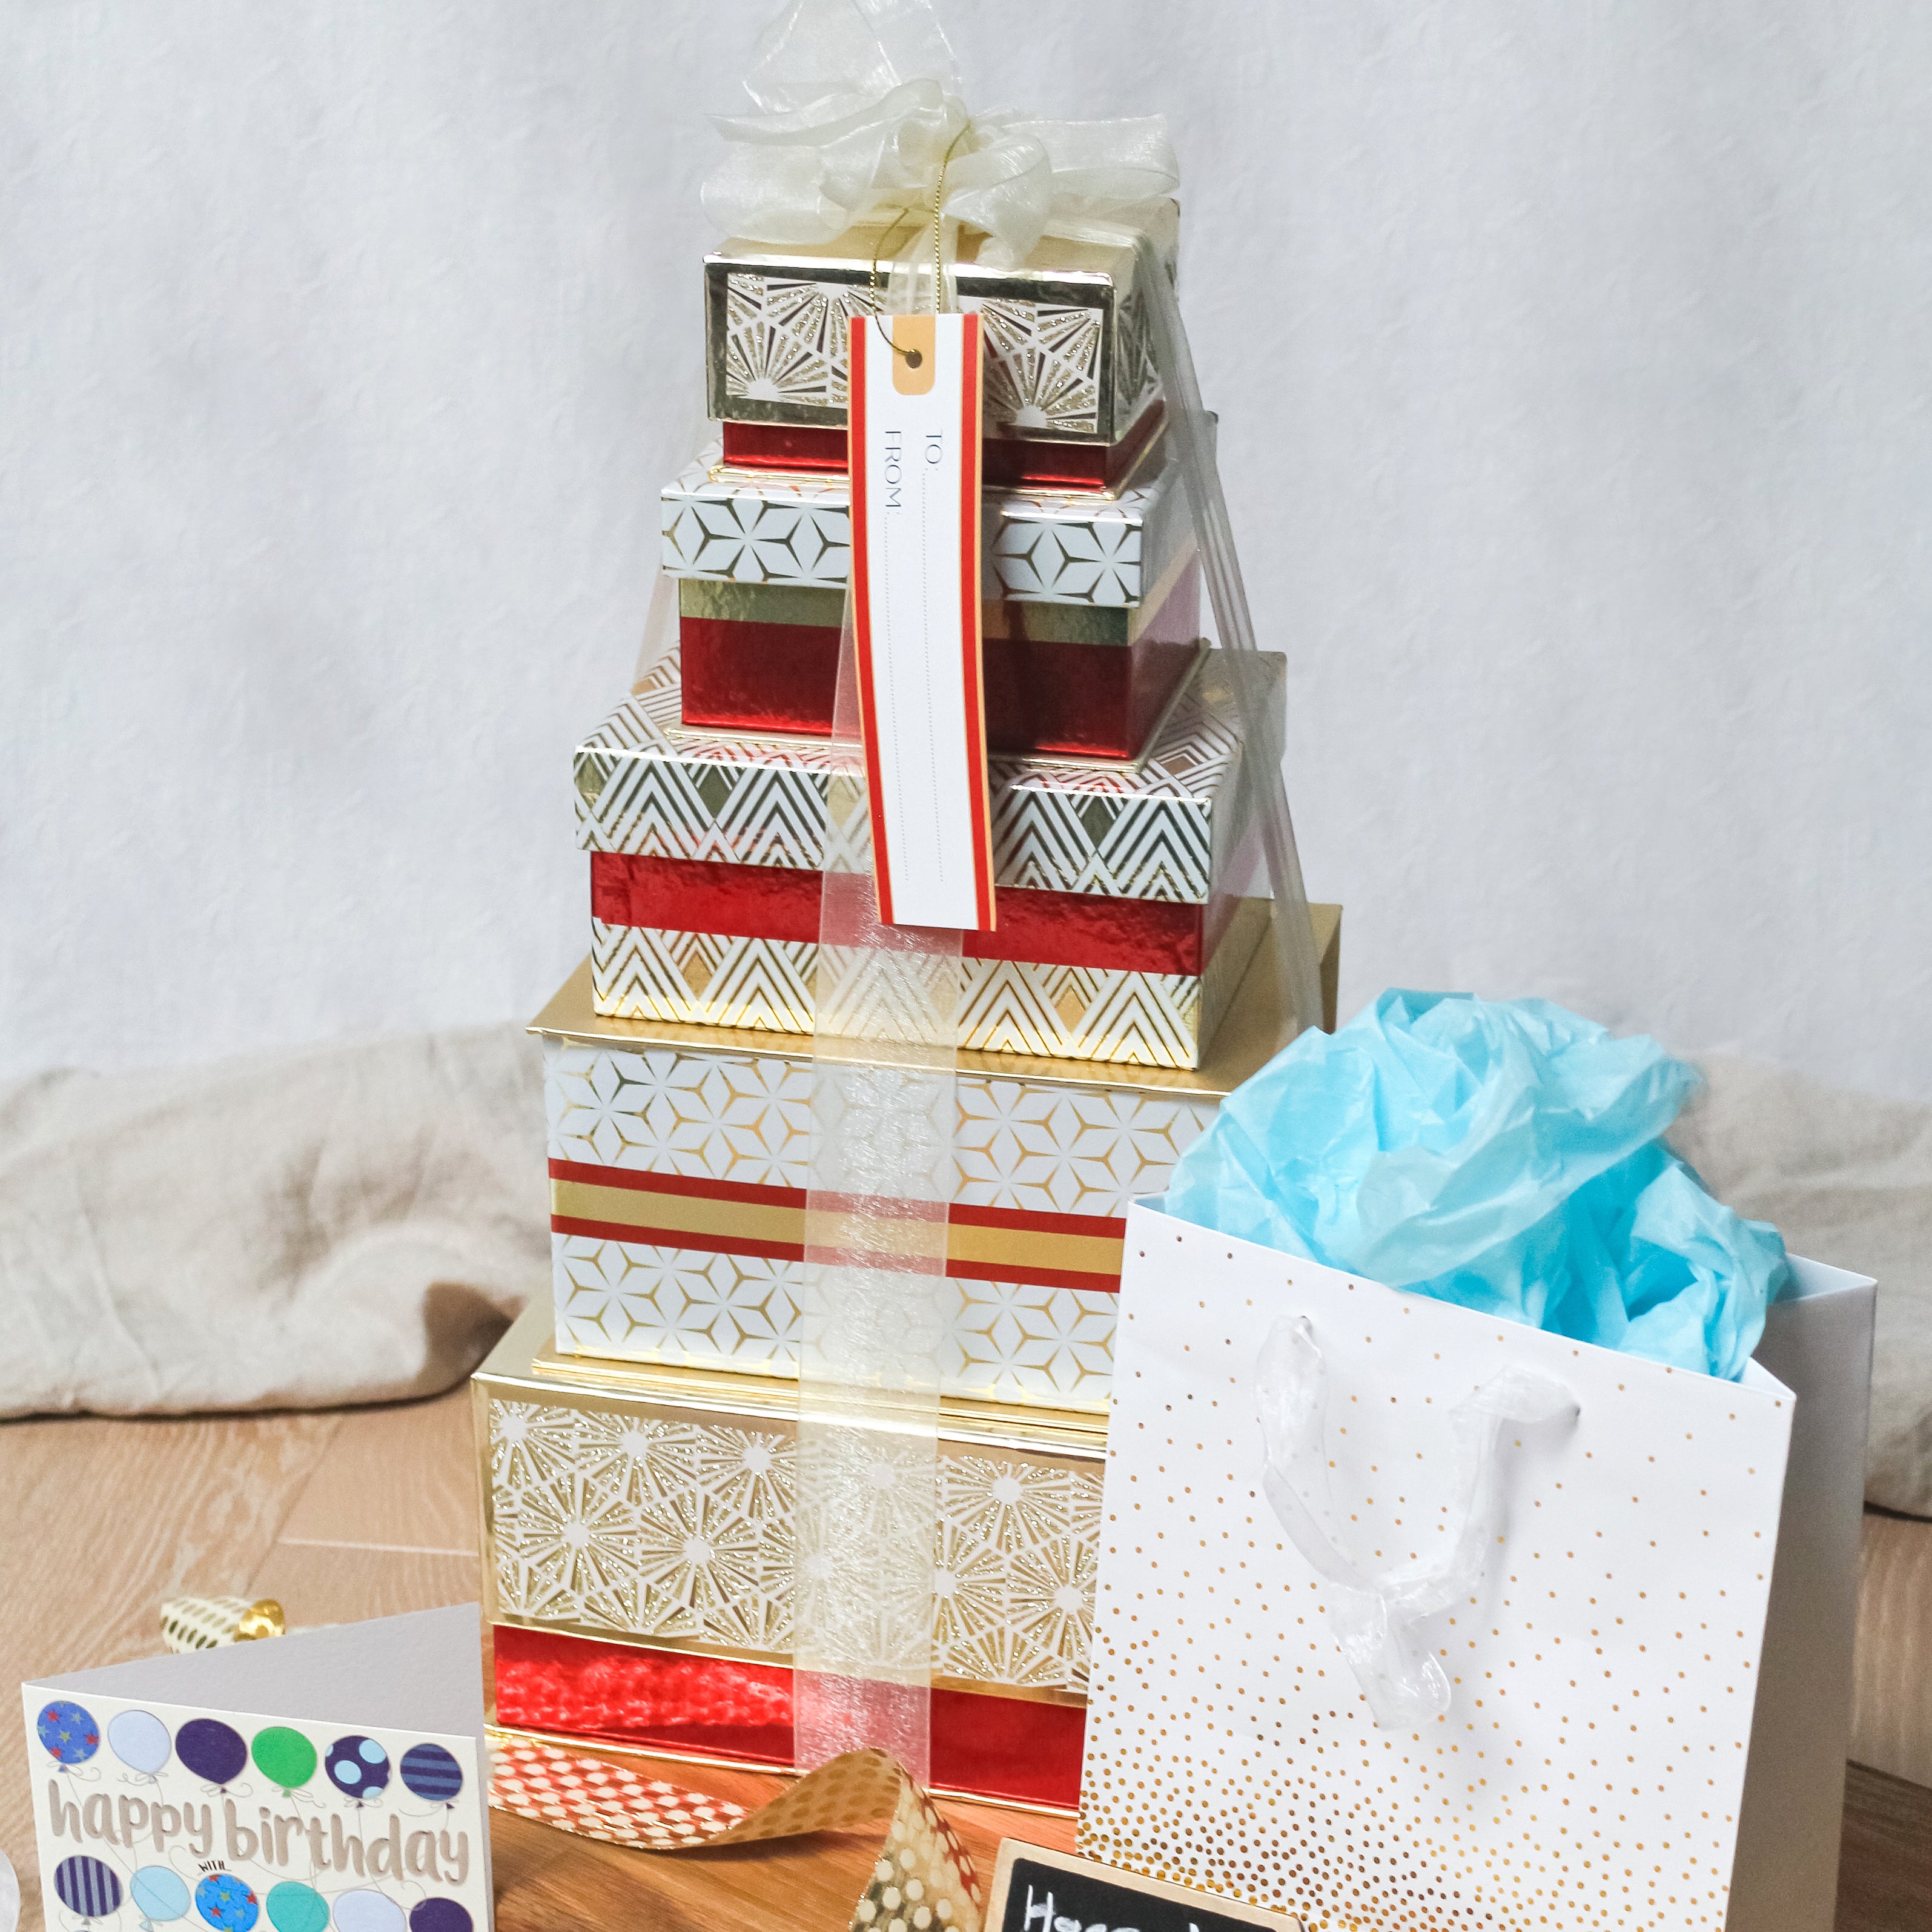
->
[[325, 1735, 391, 1801]]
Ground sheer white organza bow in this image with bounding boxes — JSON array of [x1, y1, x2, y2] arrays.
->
[[703, 0, 1180, 261]]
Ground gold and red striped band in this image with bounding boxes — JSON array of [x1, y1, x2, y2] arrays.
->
[[548, 1159, 1126, 1294]]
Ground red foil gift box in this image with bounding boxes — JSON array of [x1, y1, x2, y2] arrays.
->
[[591, 855, 1226, 976], [719, 399, 1165, 494], [677, 548, 1201, 760]]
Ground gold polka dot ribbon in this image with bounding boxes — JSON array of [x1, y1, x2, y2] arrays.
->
[[488, 1736, 983, 1932], [159, 1594, 288, 1652]]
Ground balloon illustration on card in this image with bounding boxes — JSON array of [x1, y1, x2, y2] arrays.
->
[[406, 1901, 469, 1932], [37, 1702, 101, 1773], [24, 1607, 486, 1932], [331, 1891, 403, 1932], [325, 1736, 390, 1805], [397, 1744, 463, 1810], [249, 1728, 317, 1800], [130, 1867, 190, 1930], [176, 1719, 248, 1792], [54, 1856, 122, 1922], [108, 1710, 173, 1782], [262, 1884, 326, 1932], [193, 1873, 257, 1932]]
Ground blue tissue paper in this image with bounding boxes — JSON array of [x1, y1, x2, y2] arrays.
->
[[1166, 989, 1790, 1380]]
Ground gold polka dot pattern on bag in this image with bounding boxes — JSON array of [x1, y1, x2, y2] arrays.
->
[[1075, 1217, 1794, 1932]]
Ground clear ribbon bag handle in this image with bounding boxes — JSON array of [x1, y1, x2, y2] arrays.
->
[[1256, 1315, 1578, 1730]]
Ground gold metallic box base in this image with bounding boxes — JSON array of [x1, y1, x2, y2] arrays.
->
[[475, 1304, 1105, 1699]]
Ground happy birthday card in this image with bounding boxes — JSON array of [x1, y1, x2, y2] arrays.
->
[[20, 1606, 491, 1932]]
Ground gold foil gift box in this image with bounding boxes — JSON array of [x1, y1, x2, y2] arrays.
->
[[704, 205, 1178, 456], [531, 918, 1338, 1408], [475, 1303, 1107, 1811]]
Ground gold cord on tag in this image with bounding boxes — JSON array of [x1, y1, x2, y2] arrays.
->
[[868, 122, 973, 363]]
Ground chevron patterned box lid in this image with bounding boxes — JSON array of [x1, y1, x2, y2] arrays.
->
[[660, 431, 1188, 608], [573, 648, 1281, 905], [585, 895, 1271, 1071], [703, 203, 1177, 448]]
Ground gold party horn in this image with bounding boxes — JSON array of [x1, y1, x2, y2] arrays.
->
[[159, 1595, 288, 1653]]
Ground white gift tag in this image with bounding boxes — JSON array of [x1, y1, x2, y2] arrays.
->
[[848, 310, 996, 931]]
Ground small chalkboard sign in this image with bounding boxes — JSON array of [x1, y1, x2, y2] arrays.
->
[[984, 1843, 1303, 1932]]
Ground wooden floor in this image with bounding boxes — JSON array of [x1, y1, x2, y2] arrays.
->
[[1, 1383, 1925, 1931]]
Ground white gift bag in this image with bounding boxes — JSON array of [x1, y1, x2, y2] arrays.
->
[[1077, 1202, 1874, 1932]]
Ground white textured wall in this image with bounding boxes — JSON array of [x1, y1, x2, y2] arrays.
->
[[5, 4, 1928, 1097]]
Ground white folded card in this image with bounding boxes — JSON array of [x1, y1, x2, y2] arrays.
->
[[21, 1604, 491, 1932]]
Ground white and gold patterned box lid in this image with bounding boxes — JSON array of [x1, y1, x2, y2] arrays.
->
[[574, 647, 1278, 907], [661, 428, 1187, 607], [529, 902, 1338, 1101], [477, 1303, 1108, 1461], [704, 205, 1176, 447], [587, 892, 1267, 1074]]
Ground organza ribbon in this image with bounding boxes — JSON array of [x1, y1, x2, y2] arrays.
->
[[703, 0, 1179, 267], [1255, 1315, 1577, 1731], [704, 0, 1329, 1784], [793, 598, 956, 1784]]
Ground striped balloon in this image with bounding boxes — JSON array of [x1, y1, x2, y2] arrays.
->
[[55, 1855, 123, 1920], [398, 1743, 463, 1804]]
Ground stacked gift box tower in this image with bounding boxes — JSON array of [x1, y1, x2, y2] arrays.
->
[[474, 210, 1341, 1809]]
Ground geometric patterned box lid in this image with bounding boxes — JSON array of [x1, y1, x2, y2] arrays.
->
[[704, 207, 1176, 448], [529, 898, 1341, 1104], [661, 434, 1189, 609], [573, 648, 1282, 905]]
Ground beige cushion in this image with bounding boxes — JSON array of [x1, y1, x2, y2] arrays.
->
[[1673, 1054, 1932, 1517]]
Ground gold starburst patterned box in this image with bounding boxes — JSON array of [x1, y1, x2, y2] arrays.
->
[[475, 1303, 1106, 1811], [531, 912, 1339, 1411], [703, 207, 1177, 448]]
